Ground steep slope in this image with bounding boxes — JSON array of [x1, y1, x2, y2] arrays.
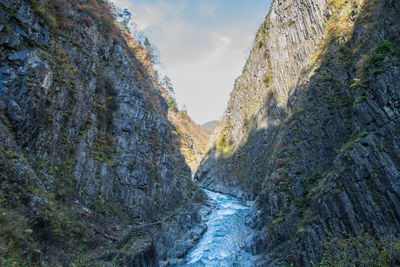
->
[[0, 0, 207, 265], [168, 110, 209, 173], [197, 0, 330, 199], [196, 0, 400, 265]]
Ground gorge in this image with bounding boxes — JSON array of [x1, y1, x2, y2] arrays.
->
[[1, 0, 400, 266]]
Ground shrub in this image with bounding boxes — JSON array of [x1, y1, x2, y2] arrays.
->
[[317, 232, 400, 266], [369, 54, 385, 66], [309, 171, 322, 184], [27, 0, 57, 31], [6, 152, 19, 160], [368, 41, 399, 70], [167, 96, 178, 112], [375, 41, 399, 55], [372, 68, 384, 76], [95, 76, 118, 132], [263, 73, 272, 86], [358, 131, 369, 138], [353, 91, 367, 106]]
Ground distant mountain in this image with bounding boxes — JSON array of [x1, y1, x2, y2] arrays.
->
[[201, 120, 219, 133]]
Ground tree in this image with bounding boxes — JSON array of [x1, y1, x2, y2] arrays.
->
[[122, 8, 132, 25], [112, 5, 133, 33], [142, 37, 160, 64], [162, 75, 174, 96], [144, 37, 151, 47]]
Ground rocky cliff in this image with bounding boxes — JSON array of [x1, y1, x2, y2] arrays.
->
[[196, 0, 330, 199], [196, 0, 400, 265], [168, 110, 209, 173], [0, 0, 208, 265]]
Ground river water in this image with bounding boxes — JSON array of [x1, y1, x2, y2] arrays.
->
[[179, 189, 255, 266]]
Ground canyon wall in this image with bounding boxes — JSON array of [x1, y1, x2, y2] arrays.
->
[[0, 0, 207, 265], [196, 0, 400, 265]]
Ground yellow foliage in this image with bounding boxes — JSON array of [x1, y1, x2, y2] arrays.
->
[[167, 106, 209, 171], [310, 0, 366, 66], [350, 78, 361, 88]]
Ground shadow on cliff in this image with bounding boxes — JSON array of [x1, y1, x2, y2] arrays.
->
[[197, 0, 400, 264], [201, 0, 400, 199]]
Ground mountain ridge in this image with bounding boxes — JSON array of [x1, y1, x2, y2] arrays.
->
[[200, 120, 219, 133]]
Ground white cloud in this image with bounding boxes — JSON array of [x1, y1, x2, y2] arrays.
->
[[112, 0, 267, 124], [196, 0, 221, 17]]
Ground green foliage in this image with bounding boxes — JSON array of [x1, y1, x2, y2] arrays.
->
[[277, 167, 289, 177], [263, 73, 272, 86], [322, 73, 335, 82], [339, 132, 369, 154], [70, 255, 91, 267], [353, 91, 366, 106], [317, 232, 400, 266], [144, 37, 151, 47], [309, 171, 322, 184], [328, 0, 347, 9], [368, 42, 399, 72], [75, 0, 122, 39], [116, 21, 130, 32], [167, 96, 178, 112], [296, 225, 305, 234], [372, 68, 384, 76], [352, 131, 369, 143], [127, 158, 137, 171], [90, 199, 111, 216], [375, 41, 399, 56], [369, 54, 385, 66], [271, 210, 287, 226], [95, 76, 118, 132], [71, 225, 83, 237], [6, 152, 18, 160], [119, 236, 137, 254], [0, 209, 42, 266], [40, 108, 54, 128], [37, 158, 46, 169], [215, 132, 232, 156], [42, 44, 79, 120], [358, 131, 369, 139], [92, 131, 114, 166], [52, 159, 77, 200], [179, 110, 187, 119], [28, 0, 57, 31]]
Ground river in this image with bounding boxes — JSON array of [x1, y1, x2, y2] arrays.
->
[[178, 189, 256, 266]]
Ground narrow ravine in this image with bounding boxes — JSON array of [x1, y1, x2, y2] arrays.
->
[[178, 189, 256, 266]]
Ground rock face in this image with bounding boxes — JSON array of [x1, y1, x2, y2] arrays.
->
[[196, 0, 400, 265], [0, 0, 206, 265], [196, 0, 330, 199], [168, 111, 209, 173]]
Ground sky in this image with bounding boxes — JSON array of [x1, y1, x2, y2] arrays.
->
[[112, 0, 272, 124]]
